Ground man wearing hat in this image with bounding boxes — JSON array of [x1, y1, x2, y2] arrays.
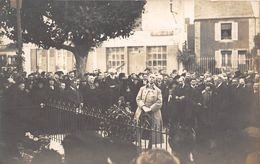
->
[[106, 68, 120, 106]]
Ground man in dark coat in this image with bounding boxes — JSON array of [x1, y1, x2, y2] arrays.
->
[[248, 83, 260, 127], [65, 79, 83, 107], [106, 69, 120, 107], [45, 78, 57, 101], [30, 78, 48, 105], [213, 76, 229, 130], [236, 78, 251, 128], [128, 75, 142, 112], [83, 76, 102, 109], [175, 77, 190, 126], [167, 81, 180, 126], [56, 82, 67, 101], [156, 74, 169, 125], [186, 80, 202, 130]]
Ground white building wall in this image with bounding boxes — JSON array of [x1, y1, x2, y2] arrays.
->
[[95, 0, 194, 73]]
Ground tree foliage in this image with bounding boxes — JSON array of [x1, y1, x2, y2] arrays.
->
[[0, 32, 3, 45], [0, 0, 145, 75], [254, 33, 260, 49], [177, 41, 195, 71], [252, 33, 260, 56]]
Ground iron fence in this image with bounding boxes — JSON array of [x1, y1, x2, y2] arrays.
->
[[184, 57, 254, 74], [39, 98, 170, 152]]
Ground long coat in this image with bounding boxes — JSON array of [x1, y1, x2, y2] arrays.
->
[[134, 85, 163, 144]]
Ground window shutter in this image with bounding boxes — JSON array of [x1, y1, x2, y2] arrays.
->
[[232, 22, 238, 41], [215, 23, 221, 41], [232, 50, 238, 68], [215, 50, 221, 68]]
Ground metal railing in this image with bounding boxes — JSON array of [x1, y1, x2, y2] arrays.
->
[[184, 57, 254, 74], [40, 98, 170, 152]]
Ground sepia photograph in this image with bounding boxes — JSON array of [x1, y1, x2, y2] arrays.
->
[[0, 0, 260, 163]]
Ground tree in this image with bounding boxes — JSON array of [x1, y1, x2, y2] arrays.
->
[[177, 41, 195, 71], [0, 0, 146, 76], [0, 31, 6, 46], [252, 33, 260, 56], [252, 33, 260, 72]]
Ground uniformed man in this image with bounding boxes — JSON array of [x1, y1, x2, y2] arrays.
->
[[134, 74, 163, 149]]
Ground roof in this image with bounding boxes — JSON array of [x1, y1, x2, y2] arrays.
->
[[195, 0, 258, 20]]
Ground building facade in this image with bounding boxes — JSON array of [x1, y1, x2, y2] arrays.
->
[[95, 31, 179, 74], [194, 0, 260, 71], [94, 0, 190, 74], [1, 0, 194, 74]]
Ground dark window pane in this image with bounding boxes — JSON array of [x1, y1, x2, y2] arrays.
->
[[162, 46, 166, 52], [227, 54, 232, 66], [162, 61, 167, 66], [221, 23, 232, 40], [162, 54, 167, 59], [222, 54, 226, 67]]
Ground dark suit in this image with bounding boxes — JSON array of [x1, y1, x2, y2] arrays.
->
[[65, 87, 83, 106], [106, 76, 120, 106], [186, 86, 202, 129], [175, 84, 190, 126], [214, 82, 229, 130]]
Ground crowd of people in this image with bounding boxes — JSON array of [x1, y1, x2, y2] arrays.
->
[[0, 67, 260, 163], [1, 67, 259, 127]]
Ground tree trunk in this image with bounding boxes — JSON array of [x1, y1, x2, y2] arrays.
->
[[74, 54, 86, 78], [73, 47, 89, 78]]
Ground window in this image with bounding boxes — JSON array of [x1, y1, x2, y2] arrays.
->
[[221, 23, 232, 40], [56, 50, 63, 70], [215, 22, 238, 41], [238, 50, 247, 65], [106, 47, 125, 72], [221, 50, 232, 67], [0, 55, 7, 66], [146, 46, 167, 72], [37, 49, 48, 71], [49, 49, 56, 72], [10, 56, 16, 65]]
